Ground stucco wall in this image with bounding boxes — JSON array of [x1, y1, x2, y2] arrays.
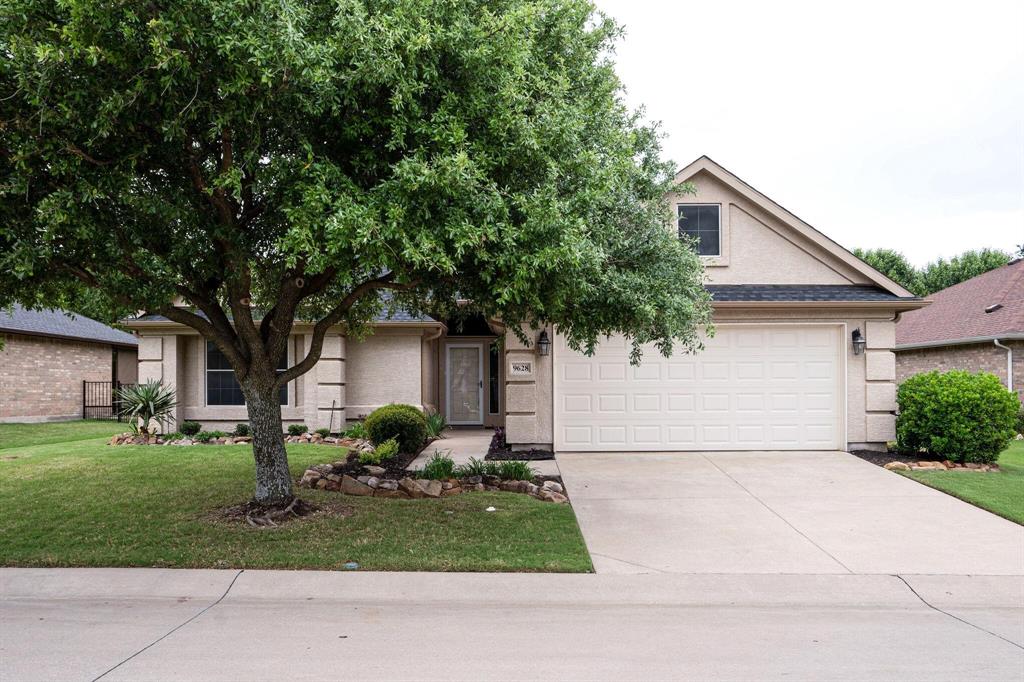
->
[[666, 170, 874, 286], [133, 327, 436, 431], [0, 333, 114, 422], [504, 310, 900, 451], [346, 330, 424, 419], [115, 348, 138, 384], [896, 341, 1023, 402]]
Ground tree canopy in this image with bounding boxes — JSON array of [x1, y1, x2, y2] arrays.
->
[[1, 0, 711, 504], [854, 247, 1012, 297]]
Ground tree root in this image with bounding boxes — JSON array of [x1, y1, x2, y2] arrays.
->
[[217, 497, 319, 528]]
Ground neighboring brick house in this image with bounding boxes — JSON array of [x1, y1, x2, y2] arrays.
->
[[0, 306, 138, 423], [895, 259, 1023, 401]]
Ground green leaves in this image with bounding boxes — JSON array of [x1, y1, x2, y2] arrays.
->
[[896, 370, 1021, 464], [2, 0, 710, 363]]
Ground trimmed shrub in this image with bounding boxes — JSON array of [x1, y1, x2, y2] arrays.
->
[[896, 370, 1020, 464], [194, 430, 226, 443], [315, 427, 331, 438], [233, 423, 250, 437], [287, 424, 309, 436], [1017, 409, 1024, 436], [364, 404, 428, 453], [180, 421, 202, 437]]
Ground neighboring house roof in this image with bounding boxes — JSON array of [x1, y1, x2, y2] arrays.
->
[[0, 305, 138, 348], [675, 156, 918, 299], [896, 259, 1024, 349], [707, 284, 918, 304]]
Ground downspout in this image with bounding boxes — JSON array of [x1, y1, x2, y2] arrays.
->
[[994, 339, 1013, 393]]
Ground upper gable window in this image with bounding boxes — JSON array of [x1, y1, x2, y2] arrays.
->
[[678, 204, 721, 257]]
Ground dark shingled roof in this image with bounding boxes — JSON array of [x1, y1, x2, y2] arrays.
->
[[0, 305, 137, 347], [707, 284, 918, 303], [130, 308, 437, 324]]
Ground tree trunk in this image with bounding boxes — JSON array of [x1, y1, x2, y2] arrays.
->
[[242, 378, 294, 506]]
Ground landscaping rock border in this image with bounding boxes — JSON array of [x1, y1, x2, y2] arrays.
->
[[883, 460, 1001, 472], [298, 465, 569, 504]]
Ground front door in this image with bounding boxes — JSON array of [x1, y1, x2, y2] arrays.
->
[[446, 343, 484, 425]]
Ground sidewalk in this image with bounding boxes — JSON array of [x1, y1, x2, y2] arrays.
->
[[409, 428, 560, 476], [2, 568, 1022, 681]]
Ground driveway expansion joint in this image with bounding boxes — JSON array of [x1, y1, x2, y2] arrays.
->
[[894, 574, 1024, 651], [91, 569, 245, 681], [700, 454, 856, 575]]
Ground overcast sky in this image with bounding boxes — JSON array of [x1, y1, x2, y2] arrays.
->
[[593, 0, 1023, 266]]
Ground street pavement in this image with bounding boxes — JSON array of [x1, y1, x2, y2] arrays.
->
[[2, 568, 1022, 681]]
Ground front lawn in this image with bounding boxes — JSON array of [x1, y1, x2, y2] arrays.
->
[[0, 422, 592, 572], [902, 441, 1024, 525], [0, 419, 124, 450]]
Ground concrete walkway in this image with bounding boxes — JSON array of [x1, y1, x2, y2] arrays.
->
[[2, 568, 1022, 681], [558, 450, 1024, 576], [409, 428, 560, 476]]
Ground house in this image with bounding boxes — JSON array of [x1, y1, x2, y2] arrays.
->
[[123, 157, 925, 451], [895, 258, 1022, 400], [0, 305, 138, 423]]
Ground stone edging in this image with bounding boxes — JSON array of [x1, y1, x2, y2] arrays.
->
[[885, 460, 1001, 472], [299, 466, 569, 503]]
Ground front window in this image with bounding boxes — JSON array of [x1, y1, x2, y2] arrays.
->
[[206, 341, 287, 406], [678, 204, 721, 256]]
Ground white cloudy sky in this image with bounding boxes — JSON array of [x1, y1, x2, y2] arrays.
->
[[593, 0, 1023, 266]]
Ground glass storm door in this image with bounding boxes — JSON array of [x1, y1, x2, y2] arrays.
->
[[446, 344, 484, 425]]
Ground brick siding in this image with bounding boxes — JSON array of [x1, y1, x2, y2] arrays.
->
[[895, 340, 1024, 402], [0, 333, 114, 421]]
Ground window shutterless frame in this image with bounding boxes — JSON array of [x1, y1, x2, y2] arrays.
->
[[205, 341, 289, 406], [677, 203, 722, 257]]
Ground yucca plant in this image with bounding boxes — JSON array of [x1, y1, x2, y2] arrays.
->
[[424, 410, 449, 439], [117, 380, 177, 440]]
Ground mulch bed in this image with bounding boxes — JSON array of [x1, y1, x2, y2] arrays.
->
[[849, 449, 937, 468], [484, 428, 555, 461], [321, 448, 421, 478]]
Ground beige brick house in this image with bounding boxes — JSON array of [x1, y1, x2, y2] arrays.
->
[[0, 306, 138, 423], [125, 157, 926, 452], [896, 259, 1023, 400]]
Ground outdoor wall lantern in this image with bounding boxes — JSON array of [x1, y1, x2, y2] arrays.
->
[[536, 330, 551, 356], [851, 328, 867, 355]]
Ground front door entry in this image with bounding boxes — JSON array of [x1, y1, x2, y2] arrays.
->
[[446, 343, 484, 425]]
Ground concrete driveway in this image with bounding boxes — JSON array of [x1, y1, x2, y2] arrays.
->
[[557, 450, 1024, 575]]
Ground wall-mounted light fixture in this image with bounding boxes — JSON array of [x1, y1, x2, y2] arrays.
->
[[851, 328, 867, 355], [536, 330, 551, 356]]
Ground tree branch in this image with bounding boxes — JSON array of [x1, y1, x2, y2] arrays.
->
[[274, 273, 408, 388]]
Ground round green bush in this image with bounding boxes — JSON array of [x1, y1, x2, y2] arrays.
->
[[364, 404, 428, 454], [896, 370, 1020, 464], [179, 421, 202, 437]]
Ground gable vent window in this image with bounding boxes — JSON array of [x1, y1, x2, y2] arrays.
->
[[206, 341, 288, 406], [678, 204, 721, 257]]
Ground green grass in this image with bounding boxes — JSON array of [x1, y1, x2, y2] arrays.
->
[[0, 422, 592, 572], [0, 420, 125, 450], [902, 441, 1024, 525]]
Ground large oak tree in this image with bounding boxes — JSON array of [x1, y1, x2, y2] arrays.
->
[[1, 0, 711, 505]]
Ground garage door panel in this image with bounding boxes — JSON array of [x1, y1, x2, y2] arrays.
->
[[554, 325, 842, 451]]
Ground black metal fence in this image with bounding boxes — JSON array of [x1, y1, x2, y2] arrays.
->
[[83, 381, 134, 421]]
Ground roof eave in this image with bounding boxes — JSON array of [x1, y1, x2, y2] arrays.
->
[[0, 327, 138, 348], [894, 333, 1024, 351], [712, 299, 929, 311]]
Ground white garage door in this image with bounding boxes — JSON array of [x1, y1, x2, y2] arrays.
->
[[554, 325, 843, 451]]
